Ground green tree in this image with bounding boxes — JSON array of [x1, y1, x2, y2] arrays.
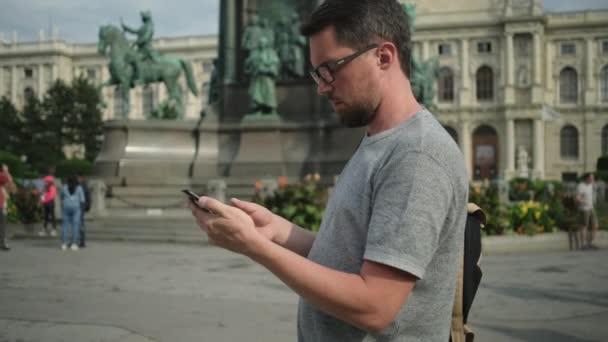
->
[[0, 97, 21, 154], [72, 77, 104, 161], [20, 94, 64, 173]]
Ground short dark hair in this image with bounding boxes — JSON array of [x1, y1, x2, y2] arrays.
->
[[301, 0, 412, 77]]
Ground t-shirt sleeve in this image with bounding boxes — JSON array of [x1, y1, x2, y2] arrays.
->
[[363, 151, 453, 280]]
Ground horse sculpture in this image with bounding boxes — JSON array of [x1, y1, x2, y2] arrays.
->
[[97, 24, 198, 119]]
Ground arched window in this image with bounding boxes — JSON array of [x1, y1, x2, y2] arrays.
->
[[443, 125, 458, 144], [560, 125, 579, 159], [600, 65, 608, 103], [142, 85, 154, 117], [476, 66, 494, 101], [438, 67, 454, 102], [559, 67, 578, 104], [602, 125, 608, 156], [23, 87, 35, 101]]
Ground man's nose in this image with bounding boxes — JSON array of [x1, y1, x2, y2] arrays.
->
[[316, 80, 333, 96]]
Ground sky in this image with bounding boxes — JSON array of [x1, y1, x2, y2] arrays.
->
[[0, 0, 607, 44]]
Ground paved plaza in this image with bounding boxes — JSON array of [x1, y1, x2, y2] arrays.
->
[[1, 239, 607, 342]]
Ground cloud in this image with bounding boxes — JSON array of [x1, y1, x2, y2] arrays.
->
[[0, 0, 219, 43], [1, 0, 607, 43]]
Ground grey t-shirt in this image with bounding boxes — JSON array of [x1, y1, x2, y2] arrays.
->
[[297, 110, 469, 342]]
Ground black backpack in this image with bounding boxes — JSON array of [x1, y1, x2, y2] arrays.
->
[[450, 204, 484, 342]]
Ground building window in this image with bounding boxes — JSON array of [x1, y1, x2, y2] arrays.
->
[[559, 67, 578, 104], [438, 43, 452, 56], [560, 125, 579, 160], [560, 43, 576, 55], [476, 66, 494, 101], [601, 41, 608, 55], [23, 87, 35, 101], [477, 41, 492, 53], [438, 67, 454, 102], [602, 125, 608, 156], [86, 68, 96, 81], [24, 68, 33, 78], [600, 65, 608, 103]]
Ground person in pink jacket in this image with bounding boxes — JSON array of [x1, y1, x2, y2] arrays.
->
[[41, 175, 57, 236]]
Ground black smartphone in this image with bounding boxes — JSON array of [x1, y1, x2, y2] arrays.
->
[[182, 189, 213, 213]]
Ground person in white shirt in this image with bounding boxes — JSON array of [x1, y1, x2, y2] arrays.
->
[[576, 173, 598, 250]]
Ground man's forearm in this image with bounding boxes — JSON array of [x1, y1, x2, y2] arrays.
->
[[249, 239, 385, 333], [271, 215, 316, 257]]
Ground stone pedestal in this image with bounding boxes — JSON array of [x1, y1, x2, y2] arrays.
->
[[94, 120, 198, 186]]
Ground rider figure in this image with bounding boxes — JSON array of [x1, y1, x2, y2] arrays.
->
[[121, 10, 155, 86]]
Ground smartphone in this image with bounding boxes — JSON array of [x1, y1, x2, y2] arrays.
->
[[182, 189, 213, 213]]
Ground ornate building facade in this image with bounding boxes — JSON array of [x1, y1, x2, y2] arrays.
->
[[1, 0, 607, 181], [404, 0, 608, 181], [0, 33, 217, 121]]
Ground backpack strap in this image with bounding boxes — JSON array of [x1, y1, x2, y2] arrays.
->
[[451, 203, 486, 342]]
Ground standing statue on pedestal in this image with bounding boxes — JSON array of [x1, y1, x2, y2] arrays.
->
[[241, 14, 280, 119], [517, 145, 531, 178], [244, 35, 280, 118], [276, 13, 306, 80], [402, 4, 439, 109], [97, 11, 198, 119]]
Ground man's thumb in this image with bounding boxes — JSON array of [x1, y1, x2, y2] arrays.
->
[[230, 198, 261, 215]]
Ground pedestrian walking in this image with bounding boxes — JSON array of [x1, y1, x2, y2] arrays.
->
[[60, 174, 85, 251], [41, 174, 57, 237], [0, 164, 16, 251]]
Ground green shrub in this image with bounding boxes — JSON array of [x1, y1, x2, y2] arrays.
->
[[12, 185, 42, 224], [253, 176, 328, 232], [0, 150, 27, 178], [54, 159, 93, 178]]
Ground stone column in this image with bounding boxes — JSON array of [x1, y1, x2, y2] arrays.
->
[[585, 38, 595, 105], [585, 38, 594, 89], [505, 33, 515, 104], [532, 32, 544, 103], [506, 119, 515, 178], [545, 40, 553, 100], [533, 33, 542, 85], [460, 39, 470, 105], [506, 33, 514, 86], [533, 119, 545, 179], [222, 0, 237, 83], [460, 120, 472, 180], [422, 40, 430, 61], [10, 65, 17, 104], [37, 64, 44, 100]]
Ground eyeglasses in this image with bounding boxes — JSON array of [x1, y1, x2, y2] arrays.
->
[[310, 44, 379, 85]]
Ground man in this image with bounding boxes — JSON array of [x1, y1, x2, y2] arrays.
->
[[77, 173, 91, 248], [0, 164, 16, 251], [576, 173, 599, 250], [189, 1, 468, 341], [121, 10, 155, 86]]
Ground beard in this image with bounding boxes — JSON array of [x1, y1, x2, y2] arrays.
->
[[335, 101, 376, 128]]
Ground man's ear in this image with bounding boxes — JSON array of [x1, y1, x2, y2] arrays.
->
[[378, 43, 397, 70]]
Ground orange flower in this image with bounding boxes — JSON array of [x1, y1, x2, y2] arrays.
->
[[313, 173, 321, 182], [32, 189, 40, 196], [278, 176, 288, 188], [255, 181, 263, 191]]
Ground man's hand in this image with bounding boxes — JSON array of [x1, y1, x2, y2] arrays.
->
[[229, 198, 278, 241], [189, 197, 265, 256]]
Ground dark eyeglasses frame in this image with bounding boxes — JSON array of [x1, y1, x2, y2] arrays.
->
[[310, 44, 379, 85]]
